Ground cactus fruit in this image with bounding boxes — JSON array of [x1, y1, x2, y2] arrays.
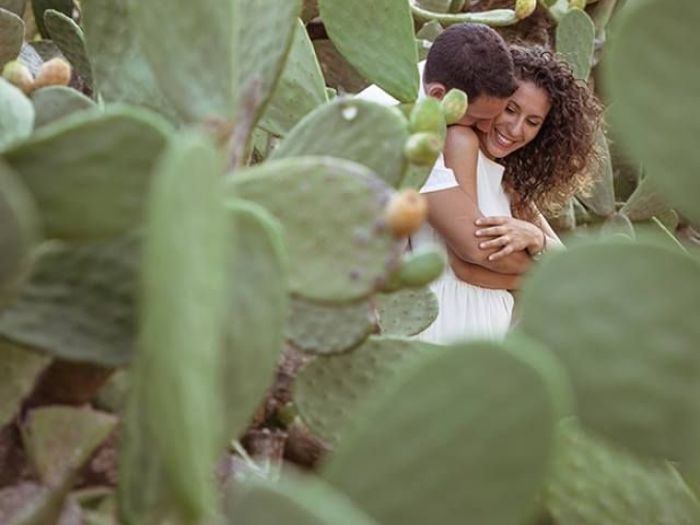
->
[[404, 131, 443, 166], [384, 188, 428, 237], [33, 57, 72, 90], [2, 60, 34, 94], [568, 0, 586, 9], [396, 248, 445, 287], [515, 0, 537, 20], [409, 96, 445, 135], [441, 88, 468, 125]]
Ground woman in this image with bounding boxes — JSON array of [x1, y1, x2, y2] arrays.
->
[[413, 45, 603, 343]]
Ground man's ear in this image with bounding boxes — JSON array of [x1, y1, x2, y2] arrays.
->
[[425, 82, 447, 100]]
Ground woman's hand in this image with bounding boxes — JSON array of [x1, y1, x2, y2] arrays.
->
[[474, 216, 545, 261]]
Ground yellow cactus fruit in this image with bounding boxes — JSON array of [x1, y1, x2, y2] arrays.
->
[[442, 89, 468, 125], [569, 0, 587, 9], [385, 189, 428, 238], [515, 0, 537, 19], [2, 60, 35, 94], [34, 58, 72, 90]]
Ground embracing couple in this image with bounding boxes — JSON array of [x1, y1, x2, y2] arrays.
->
[[360, 23, 602, 343]]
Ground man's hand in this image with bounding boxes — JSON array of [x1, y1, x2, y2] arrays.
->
[[475, 216, 546, 262]]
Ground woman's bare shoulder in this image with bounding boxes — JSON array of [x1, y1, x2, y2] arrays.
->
[[446, 124, 480, 147]]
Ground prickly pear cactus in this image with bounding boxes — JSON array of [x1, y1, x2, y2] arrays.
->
[[376, 286, 438, 336], [605, 0, 700, 223], [226, 156, 402, 302], [43, 9, 93, 89], [556, 7, 595, 80], [271, 98, 409, 188], [519, 240, 700, 474], [0, 7, 24, 68], [322, 338, 567, 525], [0, 78, 34, 150], [30, 85, 94, 128]]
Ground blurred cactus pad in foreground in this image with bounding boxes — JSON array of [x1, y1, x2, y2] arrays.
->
[[0, 0, 699, 523]]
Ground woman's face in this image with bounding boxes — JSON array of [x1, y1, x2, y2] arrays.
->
[[479, 80, 551, 159]]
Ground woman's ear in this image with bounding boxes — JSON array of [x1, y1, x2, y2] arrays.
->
[[425, 82, 447, 100]]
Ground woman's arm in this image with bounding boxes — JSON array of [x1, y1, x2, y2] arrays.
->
[[425, 126, 532, 275], [447, 247, 522, 290]]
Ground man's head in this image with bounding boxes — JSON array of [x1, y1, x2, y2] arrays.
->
[[423, 23, 516, 132]]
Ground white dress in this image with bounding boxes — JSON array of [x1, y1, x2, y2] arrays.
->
[[412, 151, 515, 343]]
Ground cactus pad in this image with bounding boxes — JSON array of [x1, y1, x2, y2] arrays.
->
[[0, 234, 139, 367], [286, 296, 375, 355], [135, 131, 229, 522], [519, 240, 700, 472], [272, 99, 409, 188], [295, 336, 434, 444], [230, 472, 376, 525], [81, 0, 174, 119], [4, 105, 171, 239], [0, 342, 50, 427], [578, 129, 615, 217], [556, 8, 595, 80], [227, 156, 400, 302], [43, 9, 93, 89], [322, 340, 564, 525], [319, 0, 419, 102], [621, 175, 677, 229], [0, 7, 23, 69], [0, 160, 39, 302], [22, 405, 117, 486], [605, 0, 700, 223], [30, 86, 94, 128], [224, 199, 288, 439], [376, 287, 438, 336], [259, 19, 328, 137], [0, 78, 34, 151], [230, 0, 301, 128], [547, 420, 700, 525]]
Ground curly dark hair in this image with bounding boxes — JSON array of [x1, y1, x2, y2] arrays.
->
[[500, 45, 603, 218], [424, 23, 517, 100]]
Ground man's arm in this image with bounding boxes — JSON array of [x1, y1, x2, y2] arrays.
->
[[424, 126, 532, 275], [447, 248, 522, 290]]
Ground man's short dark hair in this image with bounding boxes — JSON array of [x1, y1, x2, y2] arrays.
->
[[423, 23, 516, 100]]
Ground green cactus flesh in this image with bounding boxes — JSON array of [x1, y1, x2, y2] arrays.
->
[[128, 0, 235, 121], [31, 0, 73, 38], [30, 86, 95, 128], [21, 406, 117, 487], [224, 199, 288, 440], [271, 98, 409, 188], [295, 336, 435, 445], [605, 0, 700, 223], [556, 8, 595, 80], [0, 0, 26, 17], [228, 471, 377, 525], [133, 130, 229, 523], [0, 159, 40, 303], [4, 105, 171, 239], [0, 7, 23, 69], [376, 287, 438, 337], [259, 19, 328, 137], [227, 156, 401, 302], [547, 420, 700, 525], [43, 9, 94, 89], [577, 128, 615, 217], [621, 175, 677, 228], [0, 342, 50, 427], [0, 78, 34, 151], [319, 0, 419, 102], [229, 0, 301, 132], [0, 233, 139, 367], [286, 296, 374, 355], [81, 0, 176, 120], [519, 240, 700, 473], [321, 340, 564, 525]]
